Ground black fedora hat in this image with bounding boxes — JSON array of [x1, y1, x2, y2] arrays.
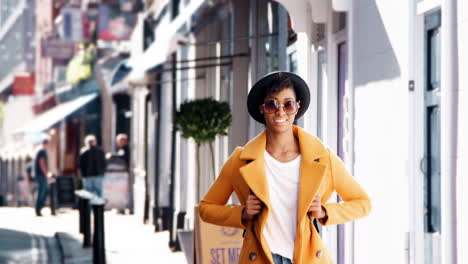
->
[[247, 71, 310, 124]]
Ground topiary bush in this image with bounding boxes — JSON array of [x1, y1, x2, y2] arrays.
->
[[174, 98, 232, 199]]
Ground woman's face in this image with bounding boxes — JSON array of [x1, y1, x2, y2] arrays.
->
[[260, 87, 300, 133]]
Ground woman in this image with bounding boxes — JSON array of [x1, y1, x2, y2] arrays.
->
[[199, 72, 371, 263]]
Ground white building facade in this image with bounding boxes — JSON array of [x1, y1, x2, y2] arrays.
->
[[277, 0, 465, 263]]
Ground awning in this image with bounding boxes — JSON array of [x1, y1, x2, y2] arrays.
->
[[108, 59, 132, 94], [15, 93, 98, 134], [55, 78, 99, 103]]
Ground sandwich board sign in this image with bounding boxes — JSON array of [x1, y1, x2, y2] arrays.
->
[[194, 206, 243, 264]]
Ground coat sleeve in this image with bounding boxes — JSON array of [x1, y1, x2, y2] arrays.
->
[[199, 147, 246, 230], [320, 149, 371, 226]]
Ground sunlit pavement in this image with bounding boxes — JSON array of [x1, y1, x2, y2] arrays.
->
[[0, 207, 187, 264]]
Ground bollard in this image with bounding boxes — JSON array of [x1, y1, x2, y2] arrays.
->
[[49, 182, 56, 215], [92, 197, 106, 264], [82, 197, 92, 248], [78, 197, 84, 234], [75, 190, 94, 248]]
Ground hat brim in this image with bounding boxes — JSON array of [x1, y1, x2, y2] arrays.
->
[[247, 72, 310, 124]]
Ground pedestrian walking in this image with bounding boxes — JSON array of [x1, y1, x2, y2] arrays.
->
[[199, 72, 371, 263], [34, 138, 52, 216], [78, 135, 106, 198]]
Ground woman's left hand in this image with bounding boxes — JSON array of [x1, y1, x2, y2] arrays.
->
[[308, 194, 325, 219]]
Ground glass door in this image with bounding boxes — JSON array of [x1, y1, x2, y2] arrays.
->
[[423, 10, 441, 264]]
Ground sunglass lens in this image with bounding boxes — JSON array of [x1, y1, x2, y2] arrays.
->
[[284, 101, 297, 114], [264, 100, 278, 113]]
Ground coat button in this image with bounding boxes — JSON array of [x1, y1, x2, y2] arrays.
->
[[249, 252, 257, 261], [316, 250, 323, 258]]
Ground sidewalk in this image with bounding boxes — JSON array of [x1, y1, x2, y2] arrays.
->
[[55, 210, 188, 264]]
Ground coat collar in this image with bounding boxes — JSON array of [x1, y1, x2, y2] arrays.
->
[[239, 125, 327, 162]]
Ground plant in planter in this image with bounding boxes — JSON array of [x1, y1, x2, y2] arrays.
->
[[174, 97, 232, 199]]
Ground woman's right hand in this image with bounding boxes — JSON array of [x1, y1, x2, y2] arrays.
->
[[242, 194, 263, 220]]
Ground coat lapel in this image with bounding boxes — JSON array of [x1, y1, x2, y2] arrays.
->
[[239, 131, 271, 208], [295, 126, 328, 221], [297, 159, 327, 220]]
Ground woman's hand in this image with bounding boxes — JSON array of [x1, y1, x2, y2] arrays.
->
[[242, 194, 263, 220], [308, 194, 326, 219]]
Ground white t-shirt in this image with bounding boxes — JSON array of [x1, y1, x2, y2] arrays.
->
[[263, 150, 302, 260]]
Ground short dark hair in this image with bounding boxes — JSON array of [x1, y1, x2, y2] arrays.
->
[[261, 75, 298, 103]]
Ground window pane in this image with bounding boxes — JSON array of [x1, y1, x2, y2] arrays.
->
[[425, 106, 441, 233], [428, 106, 441, 232], [429, 28, 441, 90]]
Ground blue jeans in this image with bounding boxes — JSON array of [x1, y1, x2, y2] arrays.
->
[[35, 176, 49, 214], [272, 253, 293, 264], [82, 176, 104, 198]]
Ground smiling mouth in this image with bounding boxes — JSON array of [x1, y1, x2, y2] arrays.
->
[[274, 119, 286, 124]]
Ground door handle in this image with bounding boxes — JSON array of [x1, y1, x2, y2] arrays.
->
[[420, 156, 427, 174]]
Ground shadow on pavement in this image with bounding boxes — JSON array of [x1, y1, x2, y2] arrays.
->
[[55, 232, 92, 264], [0, 228, 59, 263]]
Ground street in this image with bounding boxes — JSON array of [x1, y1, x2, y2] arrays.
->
[[0, 207, 187, 264]]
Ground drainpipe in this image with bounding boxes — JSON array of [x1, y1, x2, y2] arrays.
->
[[441, 0, 458, 263]]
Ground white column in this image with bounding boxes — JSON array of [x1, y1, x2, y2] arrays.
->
[[295, 31, 313, 131], [131, 85, 148, 219], [440, 0, 459, 263], [185, 40, 196, 228], [230, 0, 249, 150]]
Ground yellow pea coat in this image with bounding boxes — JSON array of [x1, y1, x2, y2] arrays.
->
[[199, 126, 371, 263]]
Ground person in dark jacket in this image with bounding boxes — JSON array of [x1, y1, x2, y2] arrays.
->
[[78, 135, 106, 198]]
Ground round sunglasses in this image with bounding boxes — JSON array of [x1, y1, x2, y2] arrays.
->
[[261, 98, 300, 115]]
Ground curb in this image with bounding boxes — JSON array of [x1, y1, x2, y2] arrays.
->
[[54, 232, 92, 264]]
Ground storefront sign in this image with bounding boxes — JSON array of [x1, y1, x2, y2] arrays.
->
[[42, 39, 75, 60], [103, 156, 129, 210]]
